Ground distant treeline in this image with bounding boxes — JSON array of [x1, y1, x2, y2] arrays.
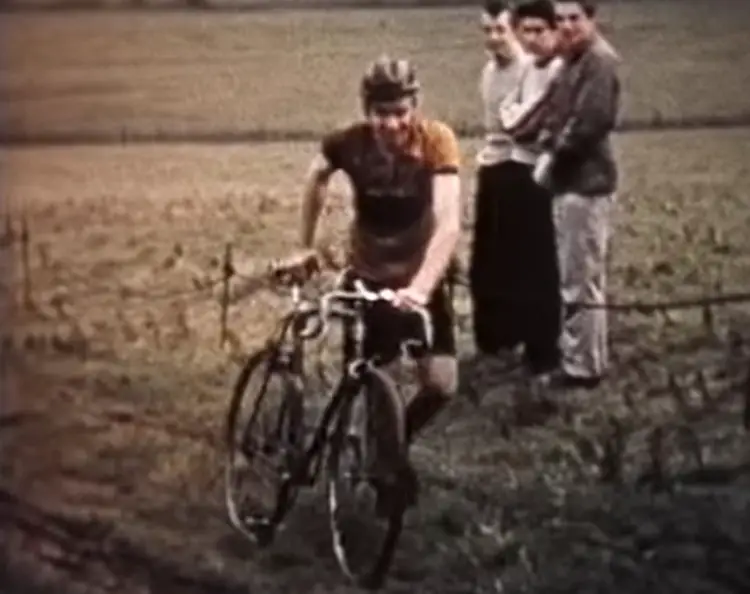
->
[[1, 113, 748, 147], [0, 0, 687, 13]]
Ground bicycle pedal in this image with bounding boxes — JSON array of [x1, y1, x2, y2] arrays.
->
[[277, 454, 301, 481], [242, 517, 276, 547], [358, 572, 385, 591], [271, 353, 291, 370]]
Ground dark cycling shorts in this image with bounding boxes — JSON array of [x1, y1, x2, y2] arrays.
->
[[340, 271, 456, 366]]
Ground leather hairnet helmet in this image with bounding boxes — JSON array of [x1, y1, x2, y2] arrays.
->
[[360, 54, 421, 109]]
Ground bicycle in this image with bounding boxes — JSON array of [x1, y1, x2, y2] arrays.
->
[[224, 269, 434, 590]]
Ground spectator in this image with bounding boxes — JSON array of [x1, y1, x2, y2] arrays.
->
[[533, 0, 621, 389], [469, 0, 534, 365], [490, 0, 565, 381]]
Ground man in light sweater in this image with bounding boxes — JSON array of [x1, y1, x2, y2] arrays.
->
[[533, 0, 621, 389], [470, 0, 563, 379], [469, 0, 536, 365]]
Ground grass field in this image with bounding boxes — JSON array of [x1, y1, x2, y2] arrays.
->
[[2, 2, 750, 593], [3, 128, 750, 593], [2, 0, 750, 140]]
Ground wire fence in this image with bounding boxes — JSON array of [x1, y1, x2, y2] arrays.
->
[[5, 212, 750, 333], [0, 207, 750, 370]]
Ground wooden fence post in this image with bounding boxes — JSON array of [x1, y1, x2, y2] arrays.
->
[[20, 216, 32, 310], [744, 363, 750, 431], [701, 303, 714, 334], [3, 214, 13, 247], [219, 243, 234, 347]]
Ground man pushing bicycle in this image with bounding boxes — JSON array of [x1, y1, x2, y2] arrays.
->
[[282, 54, 463, 506]]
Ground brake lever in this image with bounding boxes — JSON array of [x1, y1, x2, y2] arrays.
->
[[399, 338, 427, 362], [297, 314, 324, 340], [292, 288, 325, 340], [351, 279, 434, 348]]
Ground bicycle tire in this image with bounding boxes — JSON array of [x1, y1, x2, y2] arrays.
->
[[326, 365, 408, 590], [224, 344, 304, 547]]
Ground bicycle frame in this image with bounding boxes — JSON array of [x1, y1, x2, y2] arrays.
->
[[284, 292, 382, 488], [271, 271, 434, 489]]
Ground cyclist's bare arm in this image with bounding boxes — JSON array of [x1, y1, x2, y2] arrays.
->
[[408, 122, 462, 299], [300, 152, 336, 249], [409, 172, 461, 299]]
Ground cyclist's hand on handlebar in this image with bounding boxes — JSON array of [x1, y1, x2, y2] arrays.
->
[[392, 286, 428, 311], [392, 285, 434, 351], [271, 248, 321, 285]]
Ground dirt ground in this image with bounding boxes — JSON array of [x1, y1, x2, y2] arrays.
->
[[1, 129, 750, 593]]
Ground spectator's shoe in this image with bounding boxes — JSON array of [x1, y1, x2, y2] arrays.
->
[[529, 371, 554, 393], [547, 371, 603, 391], [513, 371, 559, 426], [495, 344, 525, 371], [465, 347, 524, 404]]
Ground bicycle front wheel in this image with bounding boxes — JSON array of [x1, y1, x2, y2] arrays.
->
[[224, 345, 304, 546], [326, 366, 409, 590]]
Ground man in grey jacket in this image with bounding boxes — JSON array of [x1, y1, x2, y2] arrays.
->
[[534, 0, 621, 389]]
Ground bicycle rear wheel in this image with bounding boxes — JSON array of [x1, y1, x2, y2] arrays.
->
[[225, 345, 304, 546], [326, 366, 409, 590]]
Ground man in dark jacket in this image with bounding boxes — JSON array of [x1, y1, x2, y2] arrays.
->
[[533, 0, 621, 389]]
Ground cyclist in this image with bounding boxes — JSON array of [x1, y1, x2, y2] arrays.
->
[[284, 54, 463, 507]]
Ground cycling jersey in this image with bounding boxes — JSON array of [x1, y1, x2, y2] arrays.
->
[[320, 117, 461, 286]]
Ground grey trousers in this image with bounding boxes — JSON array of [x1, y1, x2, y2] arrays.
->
[[553, 192, 614, 379]]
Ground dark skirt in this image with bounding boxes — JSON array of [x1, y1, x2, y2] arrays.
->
[[468, 159, 561, 373]]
